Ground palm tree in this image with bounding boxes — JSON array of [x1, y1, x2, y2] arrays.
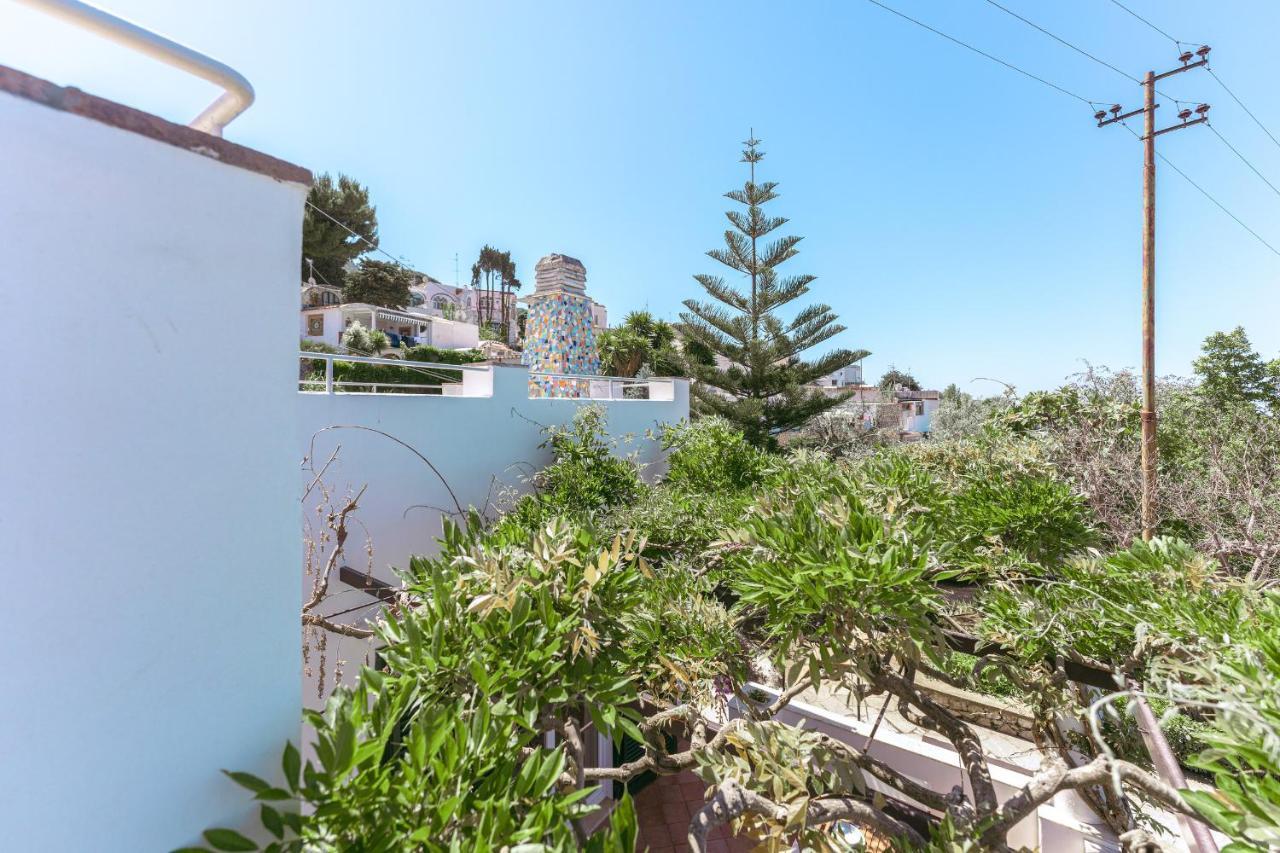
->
[[597, 311, 682, 377], [470, 245, 520, 343]]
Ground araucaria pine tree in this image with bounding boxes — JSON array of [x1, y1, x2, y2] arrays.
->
[[680, 135, 868, 447]]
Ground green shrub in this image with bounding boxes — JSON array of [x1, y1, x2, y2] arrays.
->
[[930, 386, 1013, 440], [661, 417, 774, 493], [848, 451, 951, 548], [300, 338, 338, 354], [506, 406, 644, 531], [325, 345, 486, 392], [719, 465, 943, 669], [978, 537, 1262, 670], [207, 516, 673, 850], [936, 651, 1020, 699], [842, 447, 1095, 579], [331, 359, 461, 393], [1175, 617, 1280, 848], [340, 320, 387, 355], [403, 345, 486, 365], [299, 339, 338, 385], [601, 484, 751, 564], [949, 474, 1096, 571]]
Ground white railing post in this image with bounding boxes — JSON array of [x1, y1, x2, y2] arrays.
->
[[324, 356, 334, 394]]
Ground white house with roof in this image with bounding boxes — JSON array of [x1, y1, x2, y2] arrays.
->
[[300, 275, 481, 351], [817, 363, 865, 387], [409, 275, 522, 343]]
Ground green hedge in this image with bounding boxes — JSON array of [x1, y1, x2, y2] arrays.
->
[[402, 345, 486, 365], [300, 345, 489, 393]]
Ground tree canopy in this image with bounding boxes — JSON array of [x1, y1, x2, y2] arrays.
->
[[879, 366, 920, 394], [1193, 325, 1280, 410], [471, 245, 520, 342], [343, 258, 413, 309], [680, 135, 867, 448], [302, 173, 378, 288]]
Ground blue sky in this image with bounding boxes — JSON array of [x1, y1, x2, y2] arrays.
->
[[4, 0, 1278, 391]]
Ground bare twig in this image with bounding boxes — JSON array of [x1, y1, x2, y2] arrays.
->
[[309, 425, 465, 520]]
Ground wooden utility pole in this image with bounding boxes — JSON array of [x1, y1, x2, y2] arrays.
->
[[1096, 46, 1211, 540], [1140, 70, 1157, 541]]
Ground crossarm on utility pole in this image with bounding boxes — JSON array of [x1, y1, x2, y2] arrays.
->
[[1093, 53, 1211, 543]]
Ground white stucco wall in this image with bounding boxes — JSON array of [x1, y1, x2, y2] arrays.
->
[[428, 316, 480, 349], [0, 90, 307, 849], [297, 367, 688, 705], [301, 306, 343, 347], [903, 398, 940, 433]]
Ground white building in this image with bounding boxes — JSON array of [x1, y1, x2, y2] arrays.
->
[[3, 61, 308, 850], [824, 383, 941, 435], [587, 297, 608, 330], [302, 280, 343, 307], [410, 275, 521, 344], [300, 300, 480, 351], [410, 272, 606, 345], [817, 363, 864, 387], [896, 389, 941, 433]]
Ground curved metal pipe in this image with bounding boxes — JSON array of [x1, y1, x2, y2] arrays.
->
[[13, 0, 254, 135]]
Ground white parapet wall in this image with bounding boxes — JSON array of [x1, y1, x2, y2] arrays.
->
[[0, 69, 310, 850], [296, 366, 689, 702]]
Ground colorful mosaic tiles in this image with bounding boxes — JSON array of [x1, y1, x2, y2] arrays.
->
[[523, 292, 600, 398]]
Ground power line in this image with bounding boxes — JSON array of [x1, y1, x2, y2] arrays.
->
[[1119, 123, 1280, 258], [860, 0, 1100, 105], [1159, 151, 1280, 257], [305, 199, 420, 272], [859, 0, 1277, 259], [1208, 68, 1280, 153], [982, 0, 1192, 107], [1102, 1, 1279, 155], [1208, 124, 1280, 200], [983, 0, 1140, 84], [1107, 0, 1182, 46]]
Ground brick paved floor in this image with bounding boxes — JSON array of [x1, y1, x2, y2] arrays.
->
[[632, 769, 755, 853]]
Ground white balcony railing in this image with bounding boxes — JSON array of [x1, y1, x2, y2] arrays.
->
[[299, 352, 493, 397], [527, 370, 676, 402], [300, 353, 678, 402]]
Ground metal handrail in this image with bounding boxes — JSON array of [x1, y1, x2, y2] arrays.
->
[[300, 351, 490, 372], [300, 351, 492, 396], [15, 0, 254, 136], [301, 380, 446, 394], [527, 370, 676, 384]]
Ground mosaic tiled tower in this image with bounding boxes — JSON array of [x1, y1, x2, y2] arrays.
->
[[523, 254, 601, 398]]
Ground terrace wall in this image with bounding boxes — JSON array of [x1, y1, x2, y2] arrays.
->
[[0, 71, 309, 850], [296, 367, 689, 703]]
